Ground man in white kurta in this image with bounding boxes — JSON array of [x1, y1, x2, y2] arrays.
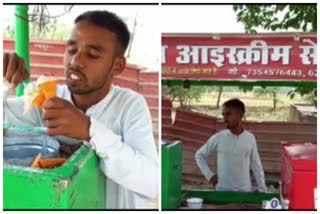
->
[[195, 99, 267, 192], [3, 10, 158, 209]]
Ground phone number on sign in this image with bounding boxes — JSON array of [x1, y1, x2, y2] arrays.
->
[[246, 69, 317, 78]]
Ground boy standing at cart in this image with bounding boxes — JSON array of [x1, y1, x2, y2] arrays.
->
[[195, 98, 267, 192]]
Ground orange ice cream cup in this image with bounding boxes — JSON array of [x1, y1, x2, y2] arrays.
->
[[39, 158, 66, 168], [31, 153, 42, 168], [32, 92, 46, 108], [39, 80, 57, 99]]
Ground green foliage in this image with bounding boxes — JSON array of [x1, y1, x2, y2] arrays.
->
[[233, 4, 317, 33], [233, 4, 317, 107], [254, 87, 281, 110], [3, 5, 72, 40], [238, 85, 254, 93], [162, 85, 207, 108], [288, 86, 317, 106], [29, 18, 70, 40], [3, 19, 71, 40]]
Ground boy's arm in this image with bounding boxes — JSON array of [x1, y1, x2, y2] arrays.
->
[[195, 134, 219, 181], [250, 138, 267, 192]]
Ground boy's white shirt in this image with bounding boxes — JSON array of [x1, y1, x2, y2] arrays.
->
[[4, 85, 159, 209], [195, 129, 267, 192]]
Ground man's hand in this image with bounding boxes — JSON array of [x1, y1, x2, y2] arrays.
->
[[209, 174, 218, 187], [3, 52, 30, 87], [42, 97, 90, 141]]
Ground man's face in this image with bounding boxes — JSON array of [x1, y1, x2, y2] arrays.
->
[[222, 106, 243, 129], [64, 20, 124, 95]]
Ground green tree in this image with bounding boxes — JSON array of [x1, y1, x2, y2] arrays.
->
[[3, 5, 73, 40], [29, 5, 73, 40], [233, 4, 317, 107], [254, 87, 281, 110], [288, 86, 317, 106], [233, 4, 316, 33], [215, 86, 223, 108], [204, 86, 224, 108], [162, 85, 206, 108]]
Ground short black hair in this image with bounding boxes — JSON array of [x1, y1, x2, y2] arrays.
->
[[223, 98, 245, 115], [74, 10, 130, 54]]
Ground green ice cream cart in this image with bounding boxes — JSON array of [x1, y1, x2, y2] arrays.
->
[[4, 145, 106, 209], [3, 126, 106, 209], [161, 141, 183, 210], [161, 140, 279, 210]]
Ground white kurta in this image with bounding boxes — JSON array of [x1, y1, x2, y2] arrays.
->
[[195, 129, 267, 192], [4, 85, 159, 209]]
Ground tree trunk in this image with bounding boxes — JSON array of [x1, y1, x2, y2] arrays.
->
[[272, 92, 277, 110], [216, 86, 223, 108], [179, 94, 184, 108]]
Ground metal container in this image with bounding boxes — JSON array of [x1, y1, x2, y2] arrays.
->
[[4, 142, 59, 166], [4, 130, 60, 166]]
